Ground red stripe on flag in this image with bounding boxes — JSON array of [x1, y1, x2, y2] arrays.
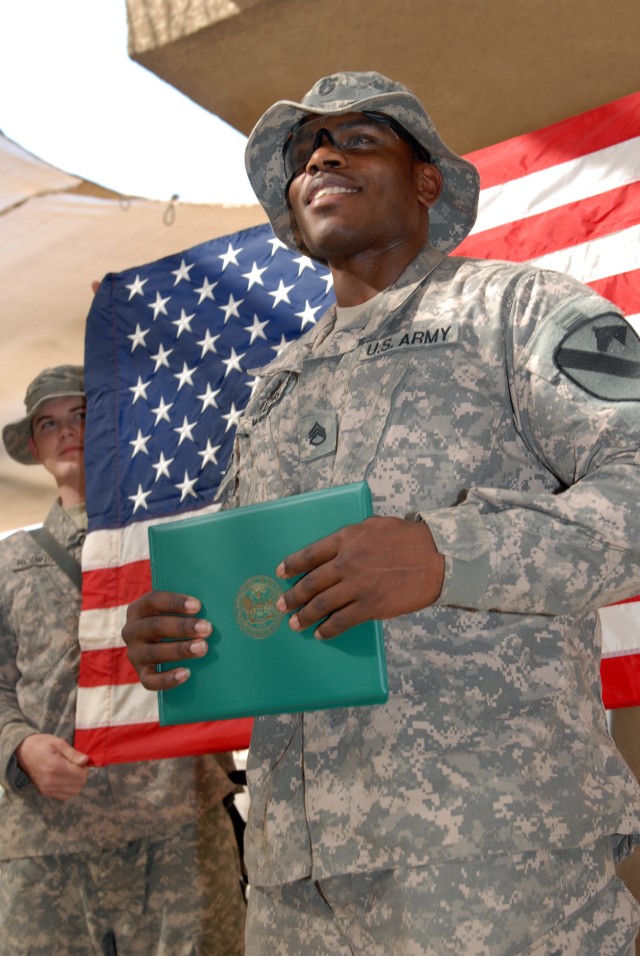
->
[[82, 559, 152, 611], [75, 718, 253, 767], [457, 182, 640, 262], [78, 647, 139, 687], [601, 654, 640, 710], [605, 594, 640, 608], [465, 92, 640, 188], [587, 269, 640, 317]]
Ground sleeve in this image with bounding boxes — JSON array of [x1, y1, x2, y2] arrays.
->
[[0, 588, 38, 793], [424, 271, 640, 616]]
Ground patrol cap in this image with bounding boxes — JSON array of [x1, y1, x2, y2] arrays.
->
[[245, 70, 480, 257], [2, 365, 85, 465]]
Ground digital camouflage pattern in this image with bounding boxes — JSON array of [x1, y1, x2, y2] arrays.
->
[[245, 838, 639, 955], [244, 71, 480, 256], [0, 800, 245, 956], [217, 245, 640, 891], [0, 500, 245, 950]]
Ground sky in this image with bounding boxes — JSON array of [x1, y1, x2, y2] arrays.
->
[[0, 0, 257, 205]]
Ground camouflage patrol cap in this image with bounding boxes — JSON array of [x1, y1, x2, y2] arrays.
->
[[2, 365, 84, 465], [245, 70, 480, 257]]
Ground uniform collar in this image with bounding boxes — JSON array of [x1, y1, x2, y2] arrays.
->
[[250, 244, 446, 376], [43, 499, 86, 550]]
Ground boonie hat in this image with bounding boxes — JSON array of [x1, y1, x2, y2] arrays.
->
[[2, 365, 84, 465], [245, 70, 480, 257]]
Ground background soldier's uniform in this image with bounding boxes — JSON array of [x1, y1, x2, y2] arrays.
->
[[219, 247, 640, 954], [0, 500, 246, 955]]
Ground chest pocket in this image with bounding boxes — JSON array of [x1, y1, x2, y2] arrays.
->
[[11, 558, 81, 683], [294, 350, 412, 491]]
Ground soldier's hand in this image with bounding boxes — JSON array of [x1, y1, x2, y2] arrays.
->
[[275, 515, 445, 640], [15, 734, 89, 801], [122, 590, 211, 691]]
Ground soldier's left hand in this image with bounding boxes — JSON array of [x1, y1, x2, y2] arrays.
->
[[275, 515, 445, 639]]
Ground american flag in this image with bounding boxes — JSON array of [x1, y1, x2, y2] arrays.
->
[[75, 91, 640, 765], [75, 223, 334, 764], [456, 90, 640, 709]]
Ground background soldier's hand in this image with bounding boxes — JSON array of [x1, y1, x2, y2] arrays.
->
[[122, 590, 211, 691], [16, 734, 89, 800], [275, 515, 445, 639]]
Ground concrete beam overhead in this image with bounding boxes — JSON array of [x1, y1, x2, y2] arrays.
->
[[126, 0, 640, 153]]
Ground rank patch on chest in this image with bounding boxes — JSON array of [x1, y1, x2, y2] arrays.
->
[[359, 322, 459, 360], [298, 412, 338, 463]]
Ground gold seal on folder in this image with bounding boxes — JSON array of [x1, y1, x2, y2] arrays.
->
[[234, 575, 283, 639]]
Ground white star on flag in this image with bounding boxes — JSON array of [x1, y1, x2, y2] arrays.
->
[[127, 324, 150, 351], [242, 262, 268, 289], [220, 294, 244, 323], [126, 274, 148, 299], [129, 376, 151, 403], [194, 277, 217, 303], [176, 471, 198, 501], [152, 451, 174, 481], [269, 280, 295, 307], [173, 416, 197, 445], [129, 429, 151, 457], [128, 484, 152, 512], [151, 397, 173, 424], [171, 259, 195, 285], [219, 243, 243, 270], [172, 309, 196, 337], [148, 292, 170, 319]]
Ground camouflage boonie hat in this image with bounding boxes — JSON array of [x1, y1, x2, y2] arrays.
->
[[245, 70, 480, 257], [2, 365, 84, 465]]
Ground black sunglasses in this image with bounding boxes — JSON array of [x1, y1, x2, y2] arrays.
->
[[283, 110, 432, 185]]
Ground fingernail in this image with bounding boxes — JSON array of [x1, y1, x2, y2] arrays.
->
[[275, 562, 285, 578], [184, 598, 200, 613], [189, 640, 207, 656], [174, 668, 191, 683], [289, 614, 300, 631], [276, 596, 286, 612], [194, 620, 212, 635]]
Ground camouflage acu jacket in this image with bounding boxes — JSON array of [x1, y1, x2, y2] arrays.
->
[[0, 500, 235, 860], [218, 244, 640, 886]]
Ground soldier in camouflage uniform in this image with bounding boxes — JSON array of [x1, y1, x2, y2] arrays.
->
[[0, 366, 246, 955], [122, 73, 640, 953]]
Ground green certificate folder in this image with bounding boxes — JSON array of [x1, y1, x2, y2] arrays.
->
[[149, 482, 388, 725]]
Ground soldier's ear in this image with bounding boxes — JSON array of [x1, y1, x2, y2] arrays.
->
[[415, 162, 443, 209], [27, 436, 41, 464]]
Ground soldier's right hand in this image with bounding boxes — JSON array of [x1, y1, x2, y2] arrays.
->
[[16, 734, 89, 801], [122, 590, 211, 691]]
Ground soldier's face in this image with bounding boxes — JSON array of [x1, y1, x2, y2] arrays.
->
[[28, 396, 86, 486], [286, 112, 432, 264]]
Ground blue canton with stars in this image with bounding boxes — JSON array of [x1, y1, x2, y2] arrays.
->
[[84, 223, 334, 531]]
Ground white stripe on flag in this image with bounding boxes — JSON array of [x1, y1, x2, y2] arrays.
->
[[75, 682, 159, 729], [474, 138, 640, 233], [529, 224, 640, 284], [79, 607, 128, 650], [82, 503, 220, 571], [599, 604, 640, 657]]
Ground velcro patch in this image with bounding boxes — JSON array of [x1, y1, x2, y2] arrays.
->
[[298, 412, 338, 463], [555, 315, 640, 400]]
